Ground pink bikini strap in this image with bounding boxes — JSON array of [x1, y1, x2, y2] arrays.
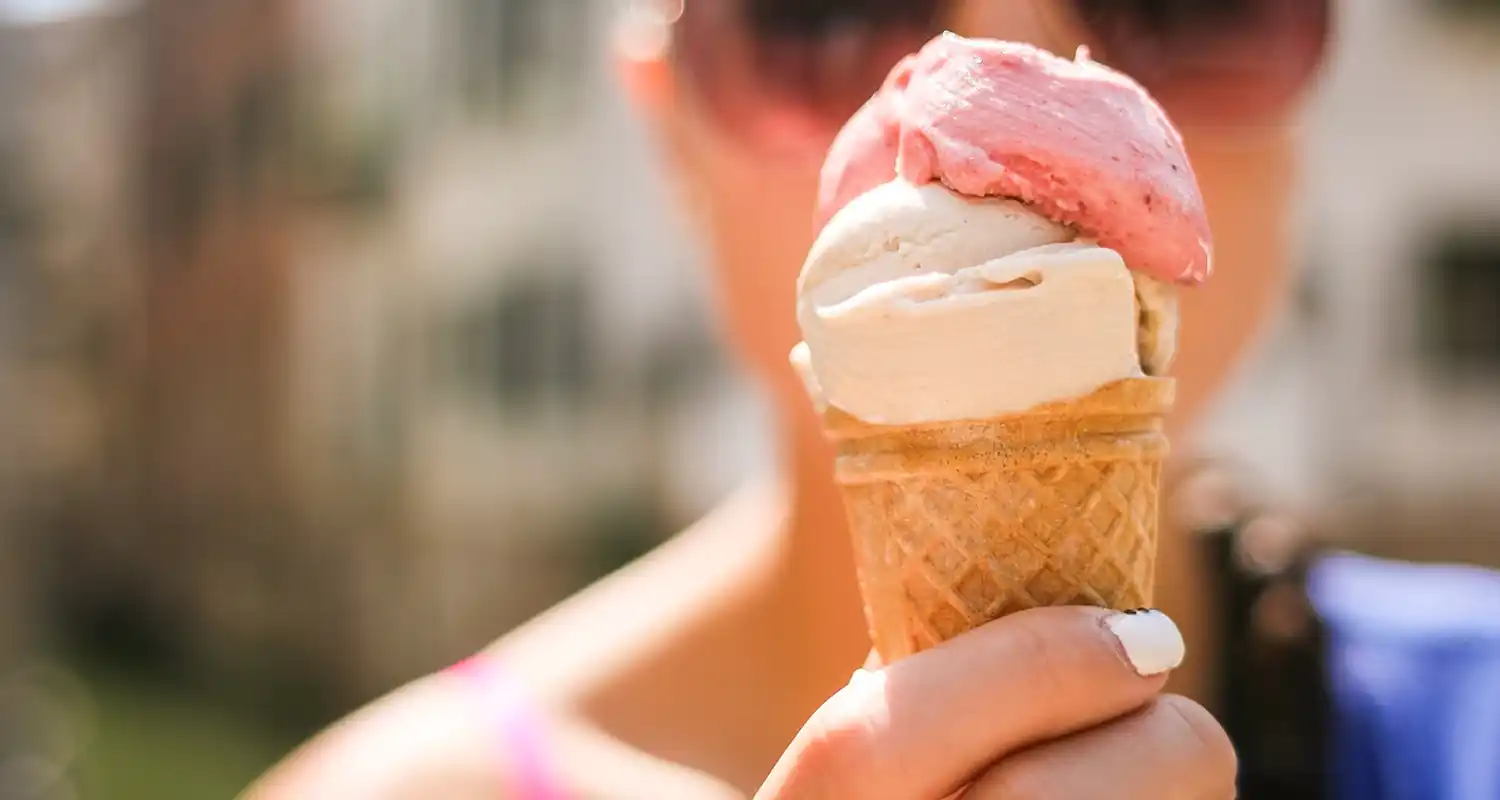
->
[[448, 656, 565, 800]]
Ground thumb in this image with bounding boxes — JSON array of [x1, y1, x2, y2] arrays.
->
[[760, 607, 1184, 800]]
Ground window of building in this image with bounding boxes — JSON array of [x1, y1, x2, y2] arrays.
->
[[492, 0, 539, 111], [229, 68, 291, 197], [0, 148, 35, 241], [454, 0, 586, 122], [1419, 227, 1500, 379], [152, 134, 210, 253], [1293, 261, 1328, 326], [0, 147, 38, 344], [457, 260, 595, 409], [456, 0, 497, 112], [643, 311, 727, 408], [1433, 0, 1500, 18]]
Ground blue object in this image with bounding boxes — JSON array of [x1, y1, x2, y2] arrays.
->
[[1309, 552, 1500, 800]]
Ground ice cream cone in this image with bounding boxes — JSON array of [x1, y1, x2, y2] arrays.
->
[[822, 377, 1174, 663]]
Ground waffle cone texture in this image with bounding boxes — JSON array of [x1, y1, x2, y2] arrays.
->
[[822, 377, 1174, 663]]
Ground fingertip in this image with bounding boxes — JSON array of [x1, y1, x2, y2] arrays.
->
[[1103, 609, 1186, 677]]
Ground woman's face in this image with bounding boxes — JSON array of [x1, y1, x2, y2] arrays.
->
[[621, 0, 1328, 429]]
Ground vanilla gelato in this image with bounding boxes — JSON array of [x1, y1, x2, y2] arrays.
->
[[796, 180, 1173, 425]]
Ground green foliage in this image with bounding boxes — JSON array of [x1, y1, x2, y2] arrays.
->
[[65, 662, 303, 800]]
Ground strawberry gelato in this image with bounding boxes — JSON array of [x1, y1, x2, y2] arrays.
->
[[818, 33, 1212, 285]]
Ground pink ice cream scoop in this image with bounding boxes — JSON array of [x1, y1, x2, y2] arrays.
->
[[818, 34, 1212, 285]]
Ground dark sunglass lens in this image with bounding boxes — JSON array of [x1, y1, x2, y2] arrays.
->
[[674, 0, 947, 157], [1070, 0, 1332, 125], [746, 0, 942, 38], [1075, 0, 1259, 36], [738, 0, 942, 146]]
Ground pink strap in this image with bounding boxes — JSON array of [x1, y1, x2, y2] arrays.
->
[[449, 656, 565, 800]]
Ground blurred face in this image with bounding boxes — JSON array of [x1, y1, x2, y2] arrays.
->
[[619, 0, 1332, 428]]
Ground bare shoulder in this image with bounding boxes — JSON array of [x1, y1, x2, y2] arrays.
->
[[490, 477, 805, 789], [246, 480, 789, 799], [490, 477, 793, 708], [246, 671, 745, 800], [243, 673, 501, 799]]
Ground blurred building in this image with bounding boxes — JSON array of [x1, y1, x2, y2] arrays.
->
[[1203, 0, 1500, 564], [278, 0, 769, 686], [4, 0, 765, 709], [0, 0, 140, 675], [0, 7, 36, 676]]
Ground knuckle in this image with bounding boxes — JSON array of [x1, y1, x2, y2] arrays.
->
[[976, 759, 1050, 800], [1001, 612, 1071, 698], [1156, 694, 1239, 791], [792, 683, 884, 783]]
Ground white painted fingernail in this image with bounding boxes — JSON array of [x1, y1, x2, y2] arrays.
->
[[849, 668, 875, 687], [1105, 609, 1186, 677]]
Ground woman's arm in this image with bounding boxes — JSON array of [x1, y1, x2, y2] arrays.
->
[[245, 481, 797, 798], [244, 674, 743, 799], [487, 479, 836, 789]]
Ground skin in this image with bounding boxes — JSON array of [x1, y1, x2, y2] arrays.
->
[[246, 2, 1297, 797]]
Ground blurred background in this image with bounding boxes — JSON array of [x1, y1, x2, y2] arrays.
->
[[0, 0, 1496, 797]]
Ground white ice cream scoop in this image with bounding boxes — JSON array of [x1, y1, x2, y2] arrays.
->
[[796, 179, 1177, 425]]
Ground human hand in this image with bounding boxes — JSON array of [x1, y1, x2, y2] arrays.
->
[[755, 607, 1234, 799]]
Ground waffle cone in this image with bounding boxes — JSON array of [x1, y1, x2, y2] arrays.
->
[[822, 378, 1174, 663]]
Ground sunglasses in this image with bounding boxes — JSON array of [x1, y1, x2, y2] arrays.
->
[[651, 0, 1333, 159]]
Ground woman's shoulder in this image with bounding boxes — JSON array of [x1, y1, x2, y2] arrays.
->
[[490, 478, 792, 706]]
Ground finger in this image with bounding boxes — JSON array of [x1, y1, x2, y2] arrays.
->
[[963, 694, 1237, 800], [862, 650, 884, 670], [755, 607, 1186, 800]]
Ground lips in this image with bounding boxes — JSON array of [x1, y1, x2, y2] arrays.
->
[[1068, 0, 1334, 127]]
